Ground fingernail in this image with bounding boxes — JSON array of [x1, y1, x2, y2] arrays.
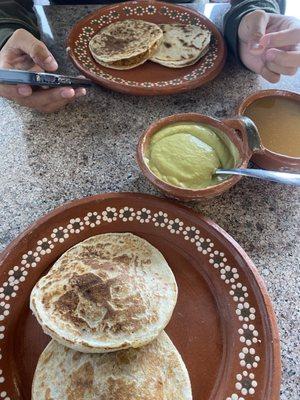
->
[[44, 56, 53, 64], [18, 86, 32, 96], [266, 51, 275, 61], [75, 88, 87, 98], [60, 88, 75, 99]]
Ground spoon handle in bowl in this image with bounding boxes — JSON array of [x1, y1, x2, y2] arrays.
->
[[215, 169, 300, 186]]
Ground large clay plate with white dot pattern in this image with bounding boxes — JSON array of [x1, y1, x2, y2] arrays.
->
[[67, 0, 226, 95], [0, 193, 280, 400]]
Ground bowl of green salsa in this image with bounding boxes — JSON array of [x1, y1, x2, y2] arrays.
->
[[137, 113, 262, 201]]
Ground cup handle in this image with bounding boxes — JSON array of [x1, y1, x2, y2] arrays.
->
[[223, 116, 264, 155]]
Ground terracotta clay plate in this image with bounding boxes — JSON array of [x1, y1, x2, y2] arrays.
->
[[67, 0, 226, 95], [0, 193, 280, 399]]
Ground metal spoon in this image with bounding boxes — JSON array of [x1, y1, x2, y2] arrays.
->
[[215, 168, 300, 186]]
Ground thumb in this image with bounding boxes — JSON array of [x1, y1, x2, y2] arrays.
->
[[246, 10, 270, 52], [10, 29, 58, 71]]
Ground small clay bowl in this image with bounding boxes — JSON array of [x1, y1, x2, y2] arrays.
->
[[238, 89, 300, 171], [136, 113, 263, 201]]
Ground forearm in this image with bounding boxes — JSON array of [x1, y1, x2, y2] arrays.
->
[[224, 1, 285, 61], [0, 0, 39, 49]]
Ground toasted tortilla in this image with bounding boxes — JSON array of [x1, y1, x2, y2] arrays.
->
[[93, 39, 161, 70], [151, 24, 211, 68], [30, 233, 178, 353], [32, 332, 192, 400], [89, 19, 163, 69]]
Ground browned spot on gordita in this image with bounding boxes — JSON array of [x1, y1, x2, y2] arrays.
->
[[182, 26, 192, 34], [67, 362, 94, 399], [112, 255, 132, 265], [70, 272, 116, 305], [45, 388, 53, 400], [55, 291, 79, 313], [178, 38, 188, 46]]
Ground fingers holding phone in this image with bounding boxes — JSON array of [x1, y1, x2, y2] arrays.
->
[[0, 29, 87, 112]]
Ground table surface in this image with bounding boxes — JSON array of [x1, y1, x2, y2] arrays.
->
[[0, 2, 299, 399]]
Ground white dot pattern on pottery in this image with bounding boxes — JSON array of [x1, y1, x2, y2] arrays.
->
[[119, 207, 135, 222], [209, 250, 227, 268], [167, 218, 184, 234], [136, 208, 152, 224], [226, 394, 245, 400], [84, 212, 101, 228], [239, 347, 260, 369]]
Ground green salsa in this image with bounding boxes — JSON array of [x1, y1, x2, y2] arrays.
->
[[145, 123, 240, 189]]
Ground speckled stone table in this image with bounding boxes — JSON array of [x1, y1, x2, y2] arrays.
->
[[0, 3, 299, 399]]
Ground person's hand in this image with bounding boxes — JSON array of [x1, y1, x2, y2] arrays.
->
[[238, 10, 300, 83], [0, 29, 86, 112]]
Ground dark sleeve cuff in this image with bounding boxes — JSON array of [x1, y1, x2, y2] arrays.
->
[[0, 26, 14, 48], [0, 23, 40, 49], [224, 0, 282, 64], [0, 0, 39, 49], [0, 22, 40, 48]]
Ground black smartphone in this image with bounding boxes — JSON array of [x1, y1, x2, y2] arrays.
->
[[0, 69, 92, 88]]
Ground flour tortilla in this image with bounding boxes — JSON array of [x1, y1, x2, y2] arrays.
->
[[30, 233, 178, 353], [89, 19, 163, 69], [32, 332, 192, 400], [93, 39, 161, 70], [151, 24, 211, 68]]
